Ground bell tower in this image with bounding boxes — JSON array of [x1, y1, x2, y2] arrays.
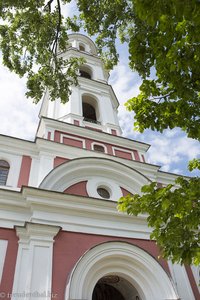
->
[[39, 33, 122, 136]]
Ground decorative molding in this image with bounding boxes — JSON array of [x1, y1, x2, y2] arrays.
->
[[112, 146, 134, 160], [39, 157, 150, 194], [0, 239, 8, 284], [37, 117, 150, 152], [0, 187, 150, 240], [12, 223, 60, 300], [91, 142, 108, 153], [86, 177, 123, 200], [66, 241, 179, 300], [168, 261, 195, 300], [61, 133, 86, 149]]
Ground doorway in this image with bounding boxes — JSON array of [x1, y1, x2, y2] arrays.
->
[[92, 275, 140, 300]]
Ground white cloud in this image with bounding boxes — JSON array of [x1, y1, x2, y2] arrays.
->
[[109, 61, 200, 176], [110, 63, 141, 103], [61, 0, 77, 18], [0, 65, 40, 140]]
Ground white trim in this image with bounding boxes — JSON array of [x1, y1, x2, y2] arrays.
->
[[0, 153, 22, 188], [39, 157, 150, 194], [112, 146, 134, 160], [60, 133, 86, 149], [0, 187, 151, 240], [36, 117, 150, 152], [12, 223, 60, 300], [46, 128, 54, 141], [0, 240, 8, 284], [86, 177, 123, 201], [168, 261, 195, 300], [91, 142, 107, 154], [65, 241, 179, 300]]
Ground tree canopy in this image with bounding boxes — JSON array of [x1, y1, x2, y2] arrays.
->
[[0, 0, 199, 265], [118, 161, 200, 265]]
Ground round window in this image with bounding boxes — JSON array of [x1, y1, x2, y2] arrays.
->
[[97, 187, 110, 199]]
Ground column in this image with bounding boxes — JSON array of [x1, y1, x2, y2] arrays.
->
[[12, 223, 60, 300]]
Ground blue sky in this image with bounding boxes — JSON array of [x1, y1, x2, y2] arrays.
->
[[0, 1, 199, 177]]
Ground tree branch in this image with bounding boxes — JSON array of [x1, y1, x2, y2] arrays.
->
[[149, 92, 175, 103], [44, 0, 54, 12], [51, 0, 61, 62]]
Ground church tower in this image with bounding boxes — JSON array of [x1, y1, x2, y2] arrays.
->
[[0, 34, 199, 300], [39, 33, 121, 136]]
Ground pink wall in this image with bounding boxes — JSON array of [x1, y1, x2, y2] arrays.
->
[[64, 181, 88, 196], [54, 157, 69, 168], [54, 131, 60, 143], [111, 129, 117, 135], [63, 137, 83, 148], [0, 228, 18, 296], [54, 130, 142, 162], [114, 149, 132, 160], [133, 150, 140, 161], [73, 120, 80, 126], [121, 187, 131, 197], [47, 132, 52, 140], [52, 231, 169, 300], [17, 155, 32, 188], [185, 265, 200, 300]]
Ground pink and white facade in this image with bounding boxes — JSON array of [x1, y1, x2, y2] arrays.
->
[[0, 34, 199, 300]]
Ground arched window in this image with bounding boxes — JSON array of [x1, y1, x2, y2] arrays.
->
[[93, 144, 105, 153], [79, 43, 85, 51], [0, 160, 10, 186], [79, 66, 92, 79], [82, 95, 100, 125], [83, 103, 96, 122], [80, 70, 91, 79]]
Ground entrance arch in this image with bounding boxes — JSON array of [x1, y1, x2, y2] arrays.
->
[[92, 275, 139, 300], [65, 242, 179, 300]]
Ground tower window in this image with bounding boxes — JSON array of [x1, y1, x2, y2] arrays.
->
[[83, 102, 97, 122], [97, 187, 110, 199], [0, 160, 10, 186], [93, 144, 105, 153], [79, 44, 85, 51], [80, 70, 91, 79], [79, 66, 92, 79]]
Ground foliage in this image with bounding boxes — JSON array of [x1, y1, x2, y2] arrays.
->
[[118, 160, 200, 265], [77, 0, 200, 140], [0, 0, 200, 265], [118, 174, 200, 265], [0, 0, 84, 103]]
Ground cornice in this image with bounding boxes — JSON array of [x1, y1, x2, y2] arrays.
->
[[15, 222, 61, 242], [0, 134, 38, 156], [35, 137, 160, 175], [0, 187, 150, 239], [38, 117, 150, 152]]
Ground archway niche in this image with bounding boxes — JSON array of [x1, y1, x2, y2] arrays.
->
[[82, 94, 100, 124], [65, 242, 179, 300], [79, 65, 92, 79], [92, 275, 140, 300], [79, 43, 86, 51]]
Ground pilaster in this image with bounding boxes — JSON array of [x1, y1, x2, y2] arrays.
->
[[12, 223, 61, 300]]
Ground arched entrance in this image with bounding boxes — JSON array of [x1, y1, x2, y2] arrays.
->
[[92, 275, 140, 300], [65, 242, 179, 300]]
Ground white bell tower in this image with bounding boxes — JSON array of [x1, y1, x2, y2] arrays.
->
[[39, 33, 122, 136]]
